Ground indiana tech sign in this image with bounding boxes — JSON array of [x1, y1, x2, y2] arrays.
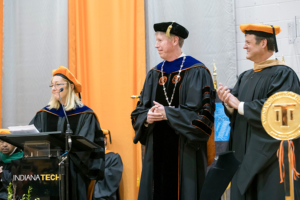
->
[[13, 174, 61, 181]]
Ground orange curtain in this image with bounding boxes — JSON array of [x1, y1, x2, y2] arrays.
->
[[0, 0, 3, 128], [69, 1, 146, 199]]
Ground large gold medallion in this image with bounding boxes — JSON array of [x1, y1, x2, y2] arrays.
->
[[261, 91, 300, 140]]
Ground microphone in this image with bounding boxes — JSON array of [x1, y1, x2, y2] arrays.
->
[[59, 88, 73, 150]]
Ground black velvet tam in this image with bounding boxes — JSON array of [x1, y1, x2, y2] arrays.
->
[[154, 22, 189, 39], [200, 151, 241, 200]]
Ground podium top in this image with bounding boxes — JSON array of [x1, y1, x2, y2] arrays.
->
[[0, 131, 101, 152]]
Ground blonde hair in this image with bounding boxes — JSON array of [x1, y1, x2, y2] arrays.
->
[[155, 31, 184, 48], [47, 77, 83, 111]]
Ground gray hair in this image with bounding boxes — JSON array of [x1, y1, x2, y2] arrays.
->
[[155, 32, 184, 48]]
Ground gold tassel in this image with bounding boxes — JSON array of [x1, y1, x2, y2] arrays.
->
[[166, 21, 175, 38], [213, 60, 218, 90]]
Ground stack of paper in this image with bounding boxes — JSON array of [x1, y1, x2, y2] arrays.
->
[[8, 125, 40, 134]]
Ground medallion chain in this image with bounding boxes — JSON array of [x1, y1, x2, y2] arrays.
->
[[161, 56, 186, 107]]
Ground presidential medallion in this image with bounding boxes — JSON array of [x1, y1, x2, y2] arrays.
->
[[261, 91, 300, 140]]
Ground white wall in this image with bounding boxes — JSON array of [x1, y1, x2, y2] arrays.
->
[[235, 0, 300, 76], [2, 0, 68, 127], [145, 0, 237, 87]]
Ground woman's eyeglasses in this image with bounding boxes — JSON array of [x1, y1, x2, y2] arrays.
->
[[49, 83, 67, 89]]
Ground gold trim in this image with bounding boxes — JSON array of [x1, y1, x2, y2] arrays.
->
[[105, 149, 114, 154], [254, 59, 287, 71], [37, 109, 59, 116], [67, 111, 93, 117], [153, 64, 210, 75], [38, 109, 93, 117]]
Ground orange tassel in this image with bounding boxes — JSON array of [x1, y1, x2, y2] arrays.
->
[[277, 141, 285, 183], [277, 140, 300, 183]]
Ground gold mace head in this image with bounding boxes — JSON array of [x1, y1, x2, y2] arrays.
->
[[131, 95, 140, 99]]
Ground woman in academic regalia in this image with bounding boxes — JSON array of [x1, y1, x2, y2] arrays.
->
[[30, 66, 105, 200]]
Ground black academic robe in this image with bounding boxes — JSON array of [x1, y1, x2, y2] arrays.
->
[[0, 148, 23, 200], [226, 65, 300, 200], [94, 151, 123, 200], [30, 105, 105, 200], [131, 56, 215, 200]]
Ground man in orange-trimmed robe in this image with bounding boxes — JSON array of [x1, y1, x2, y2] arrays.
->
[[131, 21, 215, 200]]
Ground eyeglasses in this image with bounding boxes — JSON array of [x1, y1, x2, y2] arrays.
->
[[49, 83, 67, 89]]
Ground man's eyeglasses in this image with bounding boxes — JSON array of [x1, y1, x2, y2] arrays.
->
[[49, 83, 67, 89]]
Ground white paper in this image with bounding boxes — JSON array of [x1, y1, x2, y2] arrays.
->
[[8, 124, 39, 134]]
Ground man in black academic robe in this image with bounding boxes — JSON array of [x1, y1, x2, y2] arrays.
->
[[218, 24, 300, 199], [0, 141, 23, 200], [94, 131, 123, 200], [30, 104, 105, 200], [131, 22, 215, 200]]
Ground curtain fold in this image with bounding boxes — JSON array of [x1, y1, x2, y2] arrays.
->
[[0, 0, 3, 128], [68, 1, 146, 199]]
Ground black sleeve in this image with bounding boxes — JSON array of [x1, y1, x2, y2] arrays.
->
[[165, 66, 215, 149], [94, 153, 123, 199], [131, 71, 155, 145], [70, 113, 105, 180], [29, 112, 44, 132], [1, 170, 11, 188]]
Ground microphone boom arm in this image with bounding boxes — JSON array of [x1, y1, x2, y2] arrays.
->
[[58, 88, 73, 200]]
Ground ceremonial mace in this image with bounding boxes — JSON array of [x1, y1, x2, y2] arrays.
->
[[261, 91, 300, 200], [213, 61, 230, 200], [131, 95, 140, 99], [213, 60, 217, 90], [213, 61, 231, 200], [131, 94, 142, 187]]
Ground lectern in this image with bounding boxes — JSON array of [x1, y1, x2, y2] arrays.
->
[[0, 131, 101, 200]]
